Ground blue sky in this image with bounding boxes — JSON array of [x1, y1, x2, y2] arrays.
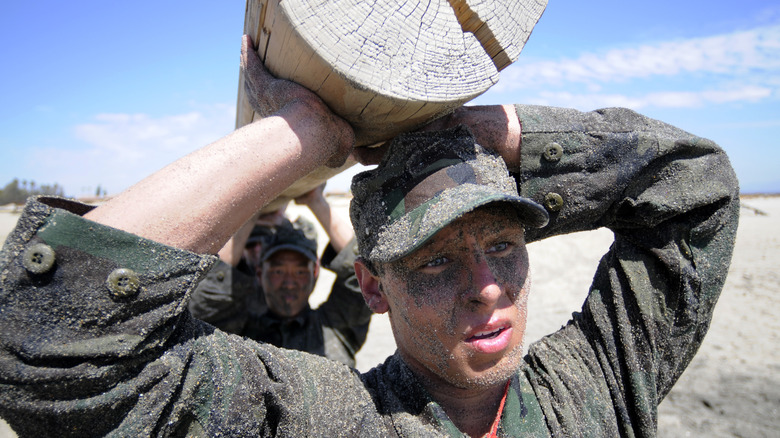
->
[[1, 1, 778, 197]]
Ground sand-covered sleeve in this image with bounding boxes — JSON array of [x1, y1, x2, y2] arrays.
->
[[317, 238, 373, 359], [0, 197, 383, 436], [188, 259, 258, 333], [513, 105, 740, 436], [0, 196, 216, 435]]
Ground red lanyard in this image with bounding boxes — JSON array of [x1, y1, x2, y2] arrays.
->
[[486, 380, 511, 438]]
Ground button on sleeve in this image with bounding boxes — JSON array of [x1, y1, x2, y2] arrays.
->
[[543, 142, 563, 162], [21, 243, 56, 274], [106, 268, 141, 299]]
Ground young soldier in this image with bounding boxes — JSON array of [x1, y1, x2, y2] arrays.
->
[[189, 186, 370, 367], [0, 35, 738, 436]]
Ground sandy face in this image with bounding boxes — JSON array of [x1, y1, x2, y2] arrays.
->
[[376, 206, 531, 390], [261, 249, 317, 318]]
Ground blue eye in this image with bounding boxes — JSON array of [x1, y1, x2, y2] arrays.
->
[[488, 242, 510, 253], [424, 256, 449, 268]]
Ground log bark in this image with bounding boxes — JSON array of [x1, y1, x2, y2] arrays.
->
[[237, 0, 547, 211]]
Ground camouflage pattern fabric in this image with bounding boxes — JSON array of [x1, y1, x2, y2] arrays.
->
[[0, 105, 738, 436], [188, 259, 262, 334], [189, 228, 370, 367], [350, 125, 548, 263]]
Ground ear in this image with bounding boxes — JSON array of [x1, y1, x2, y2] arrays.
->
[[312, 260, 320, 280], [354, 259, 389, 314]]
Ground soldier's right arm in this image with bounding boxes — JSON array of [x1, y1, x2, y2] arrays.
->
[[0, 197, 382, 436], [84, 34, 354, 257], [0, 35, 383, 436]]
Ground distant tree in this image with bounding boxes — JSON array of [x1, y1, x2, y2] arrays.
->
[[0, 179, 23, 205], [0, 178, 65, 204]]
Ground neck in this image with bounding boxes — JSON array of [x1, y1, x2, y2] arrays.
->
[[421, 376, 508, 437]]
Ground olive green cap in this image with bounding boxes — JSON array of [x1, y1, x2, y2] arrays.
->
[[350, 125, 549, 263]]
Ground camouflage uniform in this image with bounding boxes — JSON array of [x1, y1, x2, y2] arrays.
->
[[188, 233, 371, 368], [187, 259, 262, 334], [0, 105, 738, 436]]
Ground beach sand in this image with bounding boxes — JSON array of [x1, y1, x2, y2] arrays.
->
[[1, 195, 777, 437]]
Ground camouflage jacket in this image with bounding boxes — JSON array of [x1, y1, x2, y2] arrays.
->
[[188, 240, 371, 368], [0, 106, 739, 437]]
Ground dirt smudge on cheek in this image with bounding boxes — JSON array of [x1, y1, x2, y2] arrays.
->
[[491, 247, 530, 303], [383, 260, 465, 376]]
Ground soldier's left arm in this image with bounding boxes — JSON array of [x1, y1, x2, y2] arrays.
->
[[317, 238, 373, 352], [514, 104, 740, 435]]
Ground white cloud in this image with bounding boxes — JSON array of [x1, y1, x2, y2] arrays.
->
[[500, 24, 780, 87], [31, 103, 235, 197], [478, 24, 780, 111], [522, 85, 773, 111], [699, 86, 773, 104], [74, 106, 233, 158]]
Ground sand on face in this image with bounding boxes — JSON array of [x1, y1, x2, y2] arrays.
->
[[1, 195, 777, 437], [327, 195, 780, 437]]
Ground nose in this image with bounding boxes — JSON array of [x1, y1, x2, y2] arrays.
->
[[281, 272, 297, 288], [466, 253, 504, 306]]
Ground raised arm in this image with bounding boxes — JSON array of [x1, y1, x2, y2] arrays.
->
[[350, 104, 521, 169], [84, 35, 354, 255], [512, 104, 739, 436], [294, 183, 354, 253], [0, 35, 362, 437]]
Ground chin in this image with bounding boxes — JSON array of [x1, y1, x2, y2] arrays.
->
[[443, 344, 526, 390]]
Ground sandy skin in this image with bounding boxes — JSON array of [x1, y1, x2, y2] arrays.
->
[[355, 205, 531, 436]]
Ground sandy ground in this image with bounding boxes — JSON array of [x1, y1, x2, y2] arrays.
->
[[0, 195, 777, 437]]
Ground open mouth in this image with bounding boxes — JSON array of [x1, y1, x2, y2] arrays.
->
[[467, 327, 505, 341], [464, 324, 513, 354]]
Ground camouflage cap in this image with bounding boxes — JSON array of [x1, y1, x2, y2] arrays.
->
[[261, 219, 318, 263], [350, 125, 549, 263]]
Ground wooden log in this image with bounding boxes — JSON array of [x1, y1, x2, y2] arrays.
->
[[237, 0, 547, 211]]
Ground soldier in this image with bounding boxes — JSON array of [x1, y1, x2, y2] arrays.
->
[[0, 35, 738, 436], [190, 186, 372, 367]]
